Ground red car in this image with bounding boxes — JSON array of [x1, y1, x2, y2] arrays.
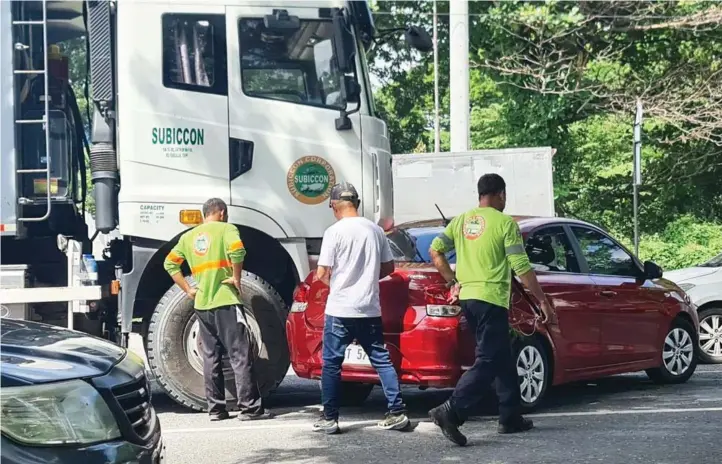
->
[[286, 217, 700, 410]]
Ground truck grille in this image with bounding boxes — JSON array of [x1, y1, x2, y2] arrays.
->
[[112, 374, 152, 439]]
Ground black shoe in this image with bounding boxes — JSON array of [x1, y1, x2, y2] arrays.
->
[[209, 411, 230, 422], [498, 416, 534, 434], [238, 410, 275, 421], [313, 415, 340, 435], [428, 401, 467, 446]]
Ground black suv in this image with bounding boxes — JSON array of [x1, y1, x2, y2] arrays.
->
[[1, 319, 164, 463]]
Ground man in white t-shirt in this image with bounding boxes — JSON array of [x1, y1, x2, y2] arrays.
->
[[312, 182, 409, 435]]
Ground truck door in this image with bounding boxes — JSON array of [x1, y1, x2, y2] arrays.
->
[[226, 6, 363, 239]]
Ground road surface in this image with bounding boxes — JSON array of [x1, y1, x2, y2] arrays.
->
[[153, 364, 722, 464]]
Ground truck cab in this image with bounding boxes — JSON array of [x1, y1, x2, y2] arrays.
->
[[0, 0, 431, 411]]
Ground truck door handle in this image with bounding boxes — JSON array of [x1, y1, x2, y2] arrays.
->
[[599, 290, 617, 298], [229, 138, 254, 180]]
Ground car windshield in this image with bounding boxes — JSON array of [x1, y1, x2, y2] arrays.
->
[[700, 252, 722, 267]]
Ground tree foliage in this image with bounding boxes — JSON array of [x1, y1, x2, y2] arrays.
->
[[370, 0, 721, 268]]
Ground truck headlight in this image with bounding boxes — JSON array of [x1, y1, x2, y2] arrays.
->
[[1, 380, 121, 445], [426, 304, 462, 317], [679, 283, 696, 291]]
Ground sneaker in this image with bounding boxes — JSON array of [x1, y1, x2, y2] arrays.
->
[[209, 411, 230, 422], [429, 401, 467, 446], [498, 416, 534, 434], [313, 415, 340, 435], [238, 410, 275, 421], [377, 412, 410, 431]]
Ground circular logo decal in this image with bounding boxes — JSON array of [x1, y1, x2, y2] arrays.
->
[[287, 156, 336, 205], [463, 215, 486, 240], [193, 232, 210, 256]]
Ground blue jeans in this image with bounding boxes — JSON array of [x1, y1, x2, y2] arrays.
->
[[321, 315, 406, 420]]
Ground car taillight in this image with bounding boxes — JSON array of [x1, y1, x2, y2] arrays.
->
[[290, 283, 309, 313], [424, 284, 461, 317]]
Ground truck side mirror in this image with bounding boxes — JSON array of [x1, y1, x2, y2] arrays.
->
[[404, 26, 433, 53], [343, 75, 360, 105], [332, 10, 356, 74], [264, 9, 301, 31]]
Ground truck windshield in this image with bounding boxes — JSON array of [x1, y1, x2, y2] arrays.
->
[[239, 18, 344, 110]]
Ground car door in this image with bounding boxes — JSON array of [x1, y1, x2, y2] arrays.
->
[[226, 5, 364, 239], [523, 225, 605, 371], [569, 225, 665, 365]]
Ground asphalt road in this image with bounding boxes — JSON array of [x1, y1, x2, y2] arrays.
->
[[152, 364, 722, 464]]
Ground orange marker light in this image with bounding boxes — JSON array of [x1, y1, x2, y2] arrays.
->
[[179, 210, 203, 226]]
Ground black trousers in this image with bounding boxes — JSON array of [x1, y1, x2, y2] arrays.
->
[[450, 299, 521, 424], [195, 305, 263, 415]]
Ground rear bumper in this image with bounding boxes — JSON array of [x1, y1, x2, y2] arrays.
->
[[286, 309, 470, 388]]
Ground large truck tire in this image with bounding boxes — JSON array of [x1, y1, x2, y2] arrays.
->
[[146, 272, 290, 412]]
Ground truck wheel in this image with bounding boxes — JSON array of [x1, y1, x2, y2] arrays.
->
[[146, 272, 290, 412]]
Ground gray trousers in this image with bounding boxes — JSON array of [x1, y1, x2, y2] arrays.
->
[[195, 305, 263, 415]]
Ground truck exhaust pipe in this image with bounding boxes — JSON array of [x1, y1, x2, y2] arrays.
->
[[86, 0, 118, 234]]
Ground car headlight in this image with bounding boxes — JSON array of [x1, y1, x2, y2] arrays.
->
[[679, 283, 696, 292], [1, 379, 121, 445]]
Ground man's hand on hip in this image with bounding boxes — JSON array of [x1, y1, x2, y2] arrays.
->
[[185, 288, 198, 300], [222, 277, 242, 296]]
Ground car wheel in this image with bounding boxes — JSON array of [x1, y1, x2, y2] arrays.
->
[[514, 336, 551, 411], [697, 307, 722, 364], [646, 318, 698, 384], [147, 272, 290, 411]]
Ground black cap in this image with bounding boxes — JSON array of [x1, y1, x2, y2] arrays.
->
[[329, 182, 359, 202]]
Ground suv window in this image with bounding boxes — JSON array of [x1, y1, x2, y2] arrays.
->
[[239, 19, 344, 109], [525, 226, 580, 273], [571, 227, 639, 277], [162, 14, 227, 95]]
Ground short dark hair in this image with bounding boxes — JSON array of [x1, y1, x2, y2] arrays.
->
[[202, 197, 228, 218], [477, 173, 506, 198]]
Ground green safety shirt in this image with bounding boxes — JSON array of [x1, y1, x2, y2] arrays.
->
[[163, 222, 247, 310], [430, 207, 533, 309]]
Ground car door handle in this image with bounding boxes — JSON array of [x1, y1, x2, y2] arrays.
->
[[599, 290, 617, 298]]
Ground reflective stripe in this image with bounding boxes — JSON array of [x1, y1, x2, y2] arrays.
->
[[191, 259, 231, 274], [166, 251, 184, 264], [228, 240, 244, 252], [436, 233, 454, 250], [505, 244, 525, 255]]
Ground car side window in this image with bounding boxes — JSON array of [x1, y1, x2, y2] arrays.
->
[[571, 227, 639, 277], [525, 226, 580, 273]]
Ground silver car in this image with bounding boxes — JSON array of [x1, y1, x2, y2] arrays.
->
[[665, 252, 722, 364]]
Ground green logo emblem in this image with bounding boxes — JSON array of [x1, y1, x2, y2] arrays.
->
[[287, 156, 336, 205]]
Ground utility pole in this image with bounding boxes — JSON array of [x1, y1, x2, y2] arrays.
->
[[449, 0, 469, 152], [433, 0, 440, 153], [633, 99, 643, 256]]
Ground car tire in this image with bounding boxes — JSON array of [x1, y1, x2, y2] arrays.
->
[[147, 272, 290, 412], [646, 318, 698, 385], [697, 306, 722, 364], [513, 335, 551, 412]]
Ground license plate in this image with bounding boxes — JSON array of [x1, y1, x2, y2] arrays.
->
[[343, 344, 371, 366]]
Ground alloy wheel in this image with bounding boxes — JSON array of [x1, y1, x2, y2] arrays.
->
[[698, 315, 722, 359], [517, 345, 545, 405], [663, 328, 694, 376]]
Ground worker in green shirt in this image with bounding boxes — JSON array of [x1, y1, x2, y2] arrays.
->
[[427, 174, 555, 446], [163, 198, 273, 422]]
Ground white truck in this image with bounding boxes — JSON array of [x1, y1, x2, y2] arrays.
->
[[0, 0, 430, 411], [392, 147, 557, 225]]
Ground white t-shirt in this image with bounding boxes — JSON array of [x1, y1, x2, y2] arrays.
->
[[317, 216, 393, 318]]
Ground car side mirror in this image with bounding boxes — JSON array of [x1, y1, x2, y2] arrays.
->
[[644, 261, 663, 280]]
